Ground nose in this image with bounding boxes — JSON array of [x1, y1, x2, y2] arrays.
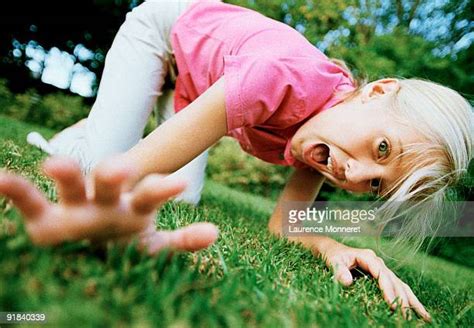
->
[[344, 159, 380, 184]]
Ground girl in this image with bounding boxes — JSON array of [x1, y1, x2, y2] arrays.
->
[[1, 0, 472, 322]]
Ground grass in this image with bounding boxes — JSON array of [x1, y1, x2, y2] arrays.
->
[[0, 115, 473, 327]]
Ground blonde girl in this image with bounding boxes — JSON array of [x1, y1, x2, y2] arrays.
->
[[1, 0, 472, 322]]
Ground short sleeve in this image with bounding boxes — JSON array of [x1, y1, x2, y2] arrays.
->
[[223, 55, 351, 131], [224, 55, 289, 130]]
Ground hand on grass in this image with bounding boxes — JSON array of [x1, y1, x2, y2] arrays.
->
[[0, 156, 218, 254], [322, 243, 431, 322]]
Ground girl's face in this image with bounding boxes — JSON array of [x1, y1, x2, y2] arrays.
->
[[291, 79, 423, 195]]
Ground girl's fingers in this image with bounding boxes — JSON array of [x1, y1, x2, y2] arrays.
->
[[328, 258, 353, 286], [390, 275, 411, 318], [328, 248, 430, 322], [131, 175, 187, 215], [0, 171, 49, 219], [141, 222, 219, 254], [42, 157, 87, 205], [402, 281, 432, 322], [355, 251, 406, 313], [356, 250, 385, 280], [377, 270, 397, 309], [93, 159, 132, 205]]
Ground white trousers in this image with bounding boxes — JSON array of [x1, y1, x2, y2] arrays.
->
[[27, 0, 209, 205]]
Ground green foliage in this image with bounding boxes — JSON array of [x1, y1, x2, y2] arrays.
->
[[0, 79, 89, 130], [329, 28, 473, 96], [228, 0, 473, 96], [207, 137, 291, 200], [1, 116, 474, 327]]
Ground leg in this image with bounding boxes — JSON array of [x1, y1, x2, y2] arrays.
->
[[27, 0, 207, 204], [27, 1, 193, 173]]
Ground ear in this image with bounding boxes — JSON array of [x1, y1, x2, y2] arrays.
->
[[361, 78, 400, 103]]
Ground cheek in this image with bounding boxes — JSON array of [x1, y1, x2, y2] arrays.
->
[[341, 126, 377, 159], [330, 137, 370, 163], [341, 182, 369, 193], [324, 174, 368, 193]]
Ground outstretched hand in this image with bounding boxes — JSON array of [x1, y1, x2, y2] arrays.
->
[[322, 243, 431, 322], [0, 157, 218, 254]]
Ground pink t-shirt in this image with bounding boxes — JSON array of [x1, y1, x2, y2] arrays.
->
[[170, 1, 355, 168]]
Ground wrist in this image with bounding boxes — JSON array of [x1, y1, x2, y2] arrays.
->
[[309, 236, 342, 257]]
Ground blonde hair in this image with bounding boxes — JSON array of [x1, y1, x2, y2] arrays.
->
[[331, 57, 473, 255], [377, 79, 473, 254]]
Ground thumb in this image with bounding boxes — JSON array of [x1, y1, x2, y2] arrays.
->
[[330, 260, 353, 286], [169, 222, 219, 251], [143, 222, 219, 255]]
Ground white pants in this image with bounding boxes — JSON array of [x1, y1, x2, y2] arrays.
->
[[27, 0, 209, 205]]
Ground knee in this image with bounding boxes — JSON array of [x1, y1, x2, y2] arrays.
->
[[174, 188, 203, 205]]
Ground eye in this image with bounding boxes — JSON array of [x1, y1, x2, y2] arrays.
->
[[370, 178, 381, 193], [377, 140, 390, 158]]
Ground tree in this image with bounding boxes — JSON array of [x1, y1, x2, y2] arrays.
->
[[0, 0, 472, 98], [0, 0, 142, 96]]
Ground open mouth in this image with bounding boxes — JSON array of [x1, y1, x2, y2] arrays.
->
[[304, 143, 335, 175], [311, 144, 330, 165]]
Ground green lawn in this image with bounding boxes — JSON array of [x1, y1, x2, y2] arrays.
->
[[0, 115, 473, 327]]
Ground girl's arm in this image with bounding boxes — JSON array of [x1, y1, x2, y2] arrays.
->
[[0, 77, 227, 250], [268, 168, 431, 322], [268, 168, 324, 236], [123, 77, 227, 182], [268, 168, 339, 257]]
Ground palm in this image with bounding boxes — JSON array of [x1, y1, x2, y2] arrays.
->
[[0, 156, 218, 253]]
